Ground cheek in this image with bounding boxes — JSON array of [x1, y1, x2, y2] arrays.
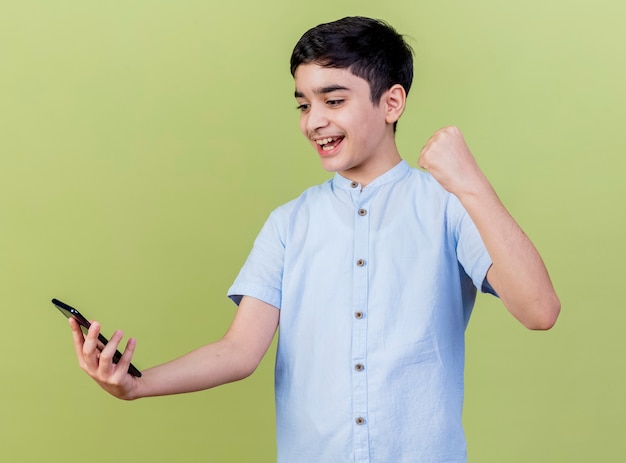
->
[[299, 115, 308, 137]]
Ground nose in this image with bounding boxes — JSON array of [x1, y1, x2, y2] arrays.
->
[[302, 103, 329, 136]]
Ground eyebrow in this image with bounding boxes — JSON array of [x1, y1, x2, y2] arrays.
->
[[294, 85, 351, 98]]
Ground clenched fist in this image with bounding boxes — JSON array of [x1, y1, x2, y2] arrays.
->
[[418, 126, 489, 198]]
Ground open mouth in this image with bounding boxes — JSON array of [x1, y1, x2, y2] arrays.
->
[[316, 136, 344, 152]]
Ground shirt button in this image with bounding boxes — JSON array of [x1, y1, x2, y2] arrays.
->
[[356, 259, 366, 267], [350, 181, 359, 188], [355, 417, 366, 425], [358, 208, 367, 216], [355, 311, 364, 319], [355, 363, 365, 372]]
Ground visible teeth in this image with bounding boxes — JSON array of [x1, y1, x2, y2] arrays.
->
[[316, 137, 335, 145]]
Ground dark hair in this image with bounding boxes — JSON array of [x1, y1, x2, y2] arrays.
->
[[290, 16, 414, 105]]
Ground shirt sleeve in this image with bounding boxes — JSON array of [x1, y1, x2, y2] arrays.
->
[[449, 195, 498, 296], [227, 207, 287, 308]]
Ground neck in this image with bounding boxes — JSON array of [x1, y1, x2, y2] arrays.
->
[[341, 149, 402, 187]]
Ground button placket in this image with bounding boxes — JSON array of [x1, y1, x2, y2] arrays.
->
[[351, 194, 371, 460]]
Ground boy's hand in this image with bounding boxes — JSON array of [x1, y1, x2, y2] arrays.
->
[[418, 126, 489, 198], [69, 317, 140, 400]]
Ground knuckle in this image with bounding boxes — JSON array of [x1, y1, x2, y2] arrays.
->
[[99, 350, 113, 363]]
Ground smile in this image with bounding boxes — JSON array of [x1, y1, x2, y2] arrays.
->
[[316, 136, 344, 151]]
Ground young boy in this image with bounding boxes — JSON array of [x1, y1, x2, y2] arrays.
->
[[70, 17, 560, 463]]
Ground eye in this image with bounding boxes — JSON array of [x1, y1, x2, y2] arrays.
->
[[296, 103, 310, 112], [327, 99, 344, 107]]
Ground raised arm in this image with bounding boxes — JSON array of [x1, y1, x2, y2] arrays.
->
[[418, 126, 560, 330], [69, 296, 279, 400]]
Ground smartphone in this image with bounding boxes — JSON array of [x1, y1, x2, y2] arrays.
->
[[52, 298, 142, 377]]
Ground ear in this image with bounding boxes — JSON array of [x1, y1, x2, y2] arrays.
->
[[383, 84, 407, 125]]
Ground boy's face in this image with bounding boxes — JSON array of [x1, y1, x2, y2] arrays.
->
[[294, 64, 398, 182]]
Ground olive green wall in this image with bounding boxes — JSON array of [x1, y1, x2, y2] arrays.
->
[[1, 1, 624, 461]]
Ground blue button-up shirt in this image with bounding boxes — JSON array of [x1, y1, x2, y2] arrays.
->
[[228, 160, 494, 463]]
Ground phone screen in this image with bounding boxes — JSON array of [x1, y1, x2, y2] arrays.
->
[[52, 298, 142, 377]]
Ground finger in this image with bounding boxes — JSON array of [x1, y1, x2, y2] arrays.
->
[[69, 318, 87, 364], [81, 321, 103, 371], [97, 329, 125, 375], [115, 337, 138, 377], [417, 152, 429, 171], [419, 133, 438, 162], [420, 137, 433, 156]]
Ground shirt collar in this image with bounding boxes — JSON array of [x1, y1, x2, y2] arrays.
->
[[332, 160, 410, 191]]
